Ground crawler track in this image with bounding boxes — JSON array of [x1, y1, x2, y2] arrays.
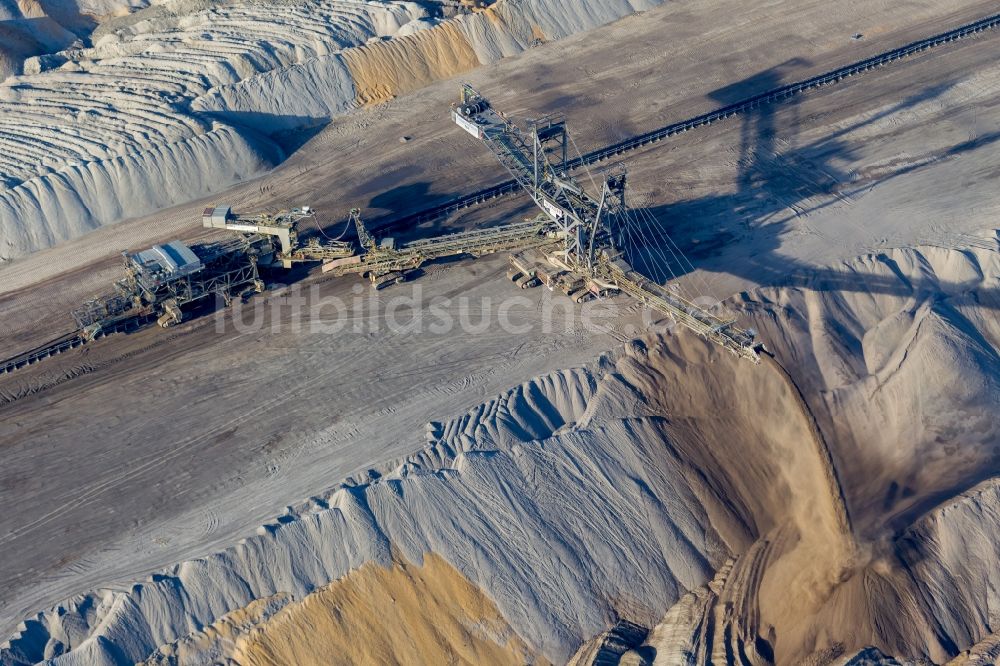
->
[[381, 12, 1000, 231], [0, 317, 149, 377], [0, 332, 84, 375]]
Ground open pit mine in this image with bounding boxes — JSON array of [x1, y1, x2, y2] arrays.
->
[[1, 1, 999, 665]]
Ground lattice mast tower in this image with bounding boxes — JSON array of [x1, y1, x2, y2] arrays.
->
[[453, 85, 627, 273]]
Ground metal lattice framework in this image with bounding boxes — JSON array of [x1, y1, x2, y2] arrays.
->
[[326, 216, 557, 279], [453, 85, 762, 363], [454, 85, 627, 273], [597, 260, 760, 363], [204, 206, 354, 267]]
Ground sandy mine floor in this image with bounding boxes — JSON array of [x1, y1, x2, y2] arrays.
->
[[1, 0, 999, 661]]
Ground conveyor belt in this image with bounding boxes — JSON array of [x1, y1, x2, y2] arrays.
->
[[5, 13, 997, 376], [329, 218, 556, 277], [598, 261, 761, 363], [382, 12, 1000, 232]]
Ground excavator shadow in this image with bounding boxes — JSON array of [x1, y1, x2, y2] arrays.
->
[[622, 63, 999, 310]]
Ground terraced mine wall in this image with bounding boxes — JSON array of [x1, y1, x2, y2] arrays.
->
[[0, 0, 664, 262]]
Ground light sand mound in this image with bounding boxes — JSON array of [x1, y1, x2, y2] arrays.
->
[[4, 242, 995, 665], [739, 479, 1000, 665], [811, 247, 1000, 536], [637, 243, 1000, 664], [229, 553, 541, 666], [140, 593, 292, 666], [189, 54, 357, 134], [606, 333, 856, 665], [339, 0, 666, 106], [342, 21, 480, 106], [1, 354, 777, 664], [0, 0, 426, 261], [0, 0, 666, 262], [892, 479, 1000, 661], [456, 0, 663, 63], [0, 17, 76, 79], [190, 0, 666, 130], [0, 123, 282, 256]]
